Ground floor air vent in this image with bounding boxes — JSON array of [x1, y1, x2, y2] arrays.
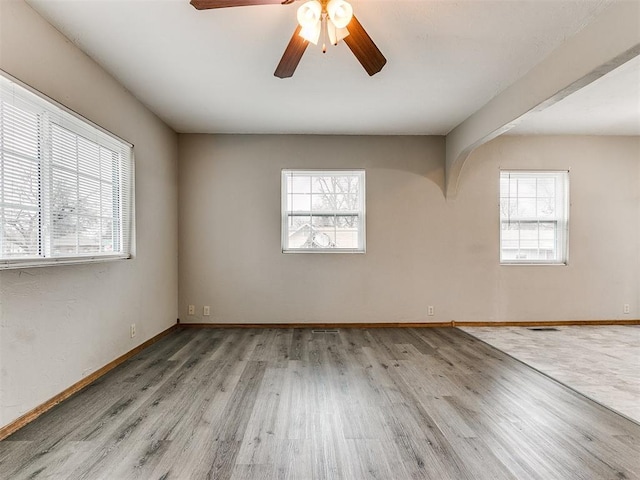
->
[[528, 327, 559, 332], [312, 329, 339, 334]]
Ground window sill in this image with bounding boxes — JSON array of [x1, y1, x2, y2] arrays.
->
[[500, 262, 567, 266], [282, 249, 365, 254], [0, 254, 131, 270]]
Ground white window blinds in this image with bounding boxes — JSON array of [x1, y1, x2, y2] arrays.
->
[[0, 98, 41, 258], [0, 73, 134, 268]]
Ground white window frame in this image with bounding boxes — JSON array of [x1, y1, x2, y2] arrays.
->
[[282, 169, 366, 253], [0, 71, 134, 270], [499, 170, 569, 265]]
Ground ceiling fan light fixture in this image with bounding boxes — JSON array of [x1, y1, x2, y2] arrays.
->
[[190, 0, 386, 79], [297, 0, 322, 29], [327, 0, 353, 29]]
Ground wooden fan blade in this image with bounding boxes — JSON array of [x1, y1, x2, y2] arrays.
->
[[274, 26, 309, 78], [190, 0, 283, 10], [343, 15, 387, 76]]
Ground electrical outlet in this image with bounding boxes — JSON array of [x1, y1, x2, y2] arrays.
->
[[427, 306, 434, 316], [203, 305, 210, 316], [623, 304, 630, 314], [130, 323, 136, 338], [188, 305, 195, 315]]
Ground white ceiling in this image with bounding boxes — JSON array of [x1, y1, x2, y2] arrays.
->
[[509, 54, 640, 135], [25, 0, 637, 136]]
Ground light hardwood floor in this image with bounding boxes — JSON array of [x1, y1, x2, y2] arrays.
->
[[1, 327, 639, 479], [460, 325, 640, 423]]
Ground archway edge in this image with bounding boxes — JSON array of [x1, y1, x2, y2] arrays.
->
[[444, 2, 640, 198]]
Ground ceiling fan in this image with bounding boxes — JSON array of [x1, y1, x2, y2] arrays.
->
[[190, 0, 387, 78]]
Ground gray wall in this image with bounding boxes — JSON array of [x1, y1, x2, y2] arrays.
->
[[457, 135, 639, 321], [0, 1, 179, 427], [178, 134, 639, 324]]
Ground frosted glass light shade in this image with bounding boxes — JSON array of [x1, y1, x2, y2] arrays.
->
[[327, 0, 353, 29], [297, 1, 322, 29], [327, 21, 349, 46], [299, 21, 321, 45]]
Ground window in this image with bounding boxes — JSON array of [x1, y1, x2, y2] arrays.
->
[[500, 170, 569, 264], [0, 73, 133, 269], [282, 170, 365, 253]]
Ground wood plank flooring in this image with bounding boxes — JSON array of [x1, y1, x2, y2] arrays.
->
[[461, 325, 640, 423], [1, 327, 639, 479]]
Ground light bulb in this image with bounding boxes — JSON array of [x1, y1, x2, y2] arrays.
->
[[297, 0, 322, 29], [327, 0, 353, 29]]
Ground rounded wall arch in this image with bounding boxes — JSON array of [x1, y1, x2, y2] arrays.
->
[[443, 1, 640, 199]]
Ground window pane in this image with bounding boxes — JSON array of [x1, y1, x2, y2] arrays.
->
[[311, 216, 335, 248], [51, 125, 77, 170], [312, 176, 335, 194], [536, 197, 556, 218], [78, 217, 101, 254], [508, 178, 518, 196], [286, 215, 310, 249], [336, 194, 358, 211], [52, 169, 78, 236], [3, 103, 40, 158], [519, 222, 539, 250], [290, 175, 311, 193], [79, 177, 101, 217], [499, 177, 510, 198], [1, 207, 40, 257], [100, 147, 116, 181], [2, 154, 39, 208], [335, 215, 359, 248], [539, 222, 556, 251], [516, 177, 537, 197], [101, 185, 115, 218], [501, 227, 519, 250], [101, 218, 115, 253], [312, 215, 334, 228], [537, 177, 555, 197], [52, 214, 77, 255], [78, 137, 100, 177], [288, 193, 310, 212], [516, 198, 536, 217], [311, 193, 331, 211], [500, 198, 515, 219]]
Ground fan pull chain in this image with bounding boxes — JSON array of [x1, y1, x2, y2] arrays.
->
[[322, 14, 327, 53]]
